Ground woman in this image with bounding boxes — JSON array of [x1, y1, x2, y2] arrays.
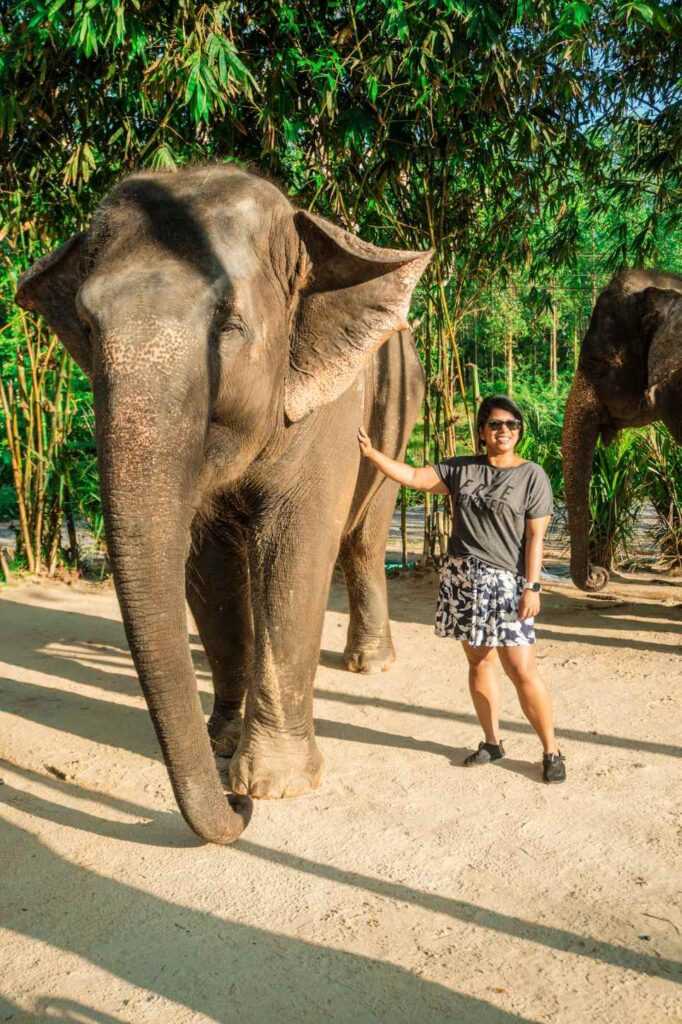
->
[[358, 394, 566, 783]]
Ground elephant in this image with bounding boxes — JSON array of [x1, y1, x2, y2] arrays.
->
[[562, 268, 682, 591], [16, 165, 431, 844]]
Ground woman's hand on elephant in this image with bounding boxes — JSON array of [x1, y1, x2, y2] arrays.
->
[[518, 591, 540, 621], [357, 426, 373, 458]]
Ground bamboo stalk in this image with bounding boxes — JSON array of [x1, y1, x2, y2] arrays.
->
[[422, 186, 474, 451], [46, 490, 63, 577], [466, 362, 481, 411], [0, 375, 35, 571], [550, 287, 558, 389], [0, 546, 12, 584], [63, 479, 79, 565], [506, 329, 514, 396], [31, 343, 45, 573], [573, 324, 579, 369]]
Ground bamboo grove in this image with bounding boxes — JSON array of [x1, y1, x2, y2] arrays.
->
[[1, 1, 681, 576]]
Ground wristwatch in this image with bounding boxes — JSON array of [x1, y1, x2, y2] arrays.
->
[[523, 581, 542, 592]]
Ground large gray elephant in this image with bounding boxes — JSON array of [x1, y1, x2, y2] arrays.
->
[[562, 268, 682, 591], [16, 165, 431, 844]]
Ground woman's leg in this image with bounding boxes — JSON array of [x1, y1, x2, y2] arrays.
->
[[497, 645, 558, 754], [461, 642, 501, 744]]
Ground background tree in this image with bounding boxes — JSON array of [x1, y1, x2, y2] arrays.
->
[[1, 0, 680, 572]]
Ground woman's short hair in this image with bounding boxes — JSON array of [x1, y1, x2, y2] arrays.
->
[[476, 394, 525, 451]]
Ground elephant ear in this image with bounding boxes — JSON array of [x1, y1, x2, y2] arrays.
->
[[285, 211, 431, 422], [641, 286, 682, 389], [15, 233, 92, 375]]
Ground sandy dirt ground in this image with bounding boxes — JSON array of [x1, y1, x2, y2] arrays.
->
[[1, 565, 681, 1024]]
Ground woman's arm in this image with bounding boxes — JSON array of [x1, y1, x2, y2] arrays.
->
[[358, 427, 448, 494], [518, 515, 551, 620]]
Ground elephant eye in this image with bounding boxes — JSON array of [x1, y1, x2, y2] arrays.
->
[[215, 310, 247, 341], [222, 318, 245, 334], [78, 314, 94, 342]]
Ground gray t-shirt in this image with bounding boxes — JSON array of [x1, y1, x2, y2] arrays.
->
[[433, 456, 554, 576]]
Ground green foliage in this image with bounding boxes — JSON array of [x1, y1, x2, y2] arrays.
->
[[515, 374, 572, 500], [0, 483, 16, 519], [635, 424, 682, 568], [588, 431, 649, 569], [0, 259, 99, 568], [1, 1, 680, 569]]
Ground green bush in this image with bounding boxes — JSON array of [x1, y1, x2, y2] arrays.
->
[[514, 373, 571, 501], [636, 424, 682, 570], [0, 483, 17, 520], [588, 430, 648, 569]]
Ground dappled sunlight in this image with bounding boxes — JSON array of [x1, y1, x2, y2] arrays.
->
[[2, 573, 681, 1020]]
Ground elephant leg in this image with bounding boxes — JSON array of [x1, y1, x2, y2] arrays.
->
[[228, 515, 340, 800], [186, 527, 253, 757], [339, 480, 397, 674]]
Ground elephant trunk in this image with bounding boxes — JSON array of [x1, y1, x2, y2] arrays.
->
[[562, 368, 610, 592], [95, 381, 251, 845]]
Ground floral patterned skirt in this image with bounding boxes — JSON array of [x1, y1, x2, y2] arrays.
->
[[435, 555, 535, 647]]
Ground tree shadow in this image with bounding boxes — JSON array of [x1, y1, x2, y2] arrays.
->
[[0, 675, 164, 761], [236, 839, 682, 984], [0, 807, 540, 1024], [0, 597, 211, 699], [0, 761, 195, 848], [325, 577, 682, 656], [0, 994, 131, 1022], [490, 758, 545, 783], [1, 587, 678, 770], [1, 765, 678, 1012], [314, 687, 682, 760], [315, 716, 465, 763]]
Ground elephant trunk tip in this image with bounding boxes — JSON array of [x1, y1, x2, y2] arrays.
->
[[184, 793, 253, 846], [571, 562, 610, 592]]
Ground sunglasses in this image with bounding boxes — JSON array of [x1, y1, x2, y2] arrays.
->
[[486, 418, 521, 431]]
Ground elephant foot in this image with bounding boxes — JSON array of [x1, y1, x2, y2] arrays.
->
[[228, 735, 324, 799], [343, 638, 396, 674], [208, 712, 243, 757]]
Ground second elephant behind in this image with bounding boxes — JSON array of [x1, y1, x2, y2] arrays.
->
[[562, 268, 682, 590]]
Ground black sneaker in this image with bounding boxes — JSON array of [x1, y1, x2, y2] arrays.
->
[[542, 751, 566, 783], [463, 740, 505, 766]]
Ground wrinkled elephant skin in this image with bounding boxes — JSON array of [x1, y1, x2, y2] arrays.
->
[[562, 269, 682, 591], [16, 166, 431, 843]]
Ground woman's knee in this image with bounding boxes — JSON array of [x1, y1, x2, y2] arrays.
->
[[507, 668, 544, 697], [463, 643, 497, 669]]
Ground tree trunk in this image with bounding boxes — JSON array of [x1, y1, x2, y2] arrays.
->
[[0, 547, 12, 583], [505, 331, 513, 396], [550, 301, 558, 389], [466, 362, 481, 410], [573, 324, 579, 369]]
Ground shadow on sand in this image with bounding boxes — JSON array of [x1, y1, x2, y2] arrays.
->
[[1, 764, 679, 1023], [1, 785, 540, 1023], [1, 589, 681, 1018], [1, 595, 679, 775], [327, 576, 682, 657]]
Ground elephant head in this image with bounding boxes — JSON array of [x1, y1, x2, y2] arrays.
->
[[16, 166, 431, 843], [562, 269, 682, 591]]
